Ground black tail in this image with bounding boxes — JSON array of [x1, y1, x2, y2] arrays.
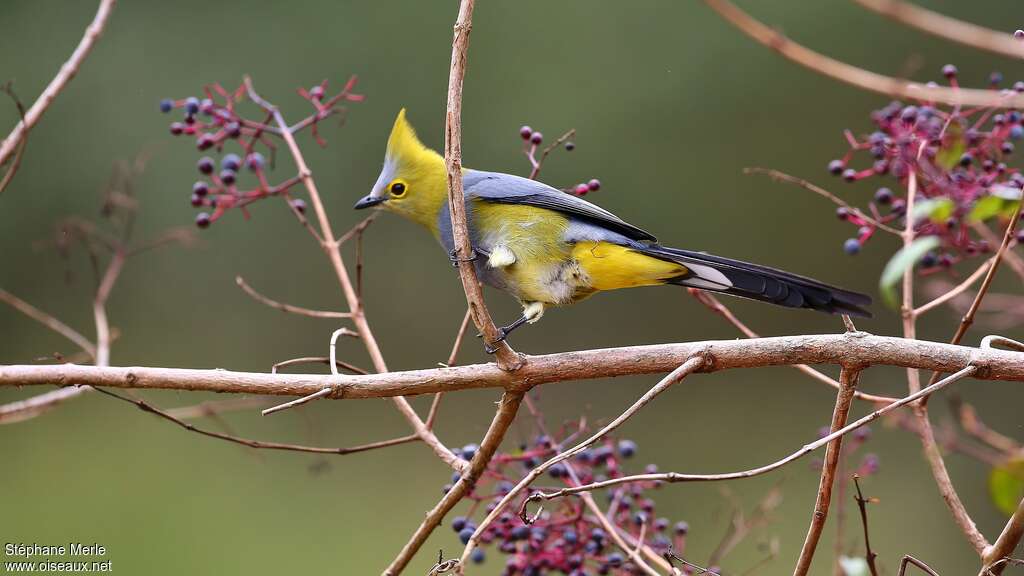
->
[[643, 246, 872, 318]]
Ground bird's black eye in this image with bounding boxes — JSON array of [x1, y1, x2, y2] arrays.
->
[[390, 181, 407, 197]]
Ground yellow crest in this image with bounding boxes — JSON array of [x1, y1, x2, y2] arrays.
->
[[386, 108, 430, 164]]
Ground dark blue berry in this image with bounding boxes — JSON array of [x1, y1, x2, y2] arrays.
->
[[960, 153, 974, 167], [519, 125, 532, 140], [461, 443, 479, 460], [843, 239, 861, 255], [942, 64, 958, 78], [470, 548, 485, 564], [195, 212, 211, 228], [549, 463, 568, 478], [246, 153, 265, 171], [1011, 126, 1024, 141], [510, 526, 530, 541], [617, 439, 637, 458], [196, 133, 215, 150], [184, 97, 200, 115], [607, 553, 624, 567], [219, 169, 236, 185], [190, 193, 202, 207], [452, 516, 467, 532], [564, 530, 578, 544], [197, 157, 215, 174], [587, 178, 601, 192], [530, 131, 543, 145], [828, 159, 845, 175], [225, 122, 241, 139], [458, 527, 475, 544], [1003, 141, 1015, 154], [590, 528, 606, 542], [193, 181, 209, 197], [170, 122, 185, 135], [222, 154, 241, 172], [159, 99, 174, 113], [674, 521, 689, 535], [874, 187, 893, 204]]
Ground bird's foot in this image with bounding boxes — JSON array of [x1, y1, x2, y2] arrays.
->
[[448, 247, 483, 267], [481, 315, 529, 354]]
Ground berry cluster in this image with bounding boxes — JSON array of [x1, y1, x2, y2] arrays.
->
[[827, 65, 1022, 266], [159, 77, 362, 227], [517, 124, 601, 196], [449, 435, 692, 575]]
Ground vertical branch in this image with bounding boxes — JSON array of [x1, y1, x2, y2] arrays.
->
[[0, 0, 117, 167], [793, 366, 861, 576], [93, 248, 125, 368], [442, 0, 521, 370], [383, 391, 525, 576]]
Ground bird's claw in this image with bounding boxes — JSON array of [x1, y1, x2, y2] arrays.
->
[[483, 327, 509, 354], [448, 247, 482, 267]]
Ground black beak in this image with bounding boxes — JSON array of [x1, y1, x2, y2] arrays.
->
[[354, 195, 386, 210]]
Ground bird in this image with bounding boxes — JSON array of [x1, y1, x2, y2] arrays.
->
[[355, 109, 871, 350]]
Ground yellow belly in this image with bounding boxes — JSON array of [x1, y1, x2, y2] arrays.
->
[[572, 241, 688, 291], [470, 201, 687, 305]]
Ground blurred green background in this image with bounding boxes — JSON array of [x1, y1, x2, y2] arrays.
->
[[2, 1, 1023, 574]]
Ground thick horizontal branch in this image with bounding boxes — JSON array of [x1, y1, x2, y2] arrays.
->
[[2, 333, 1023, 400]]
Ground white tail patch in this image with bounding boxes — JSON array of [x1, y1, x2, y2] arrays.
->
[[684, 262, 733, 288]]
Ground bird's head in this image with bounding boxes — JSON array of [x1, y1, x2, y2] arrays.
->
[[355, 109, 447, 232]]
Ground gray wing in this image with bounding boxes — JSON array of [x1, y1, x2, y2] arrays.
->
[[463, 170, 656, 242]]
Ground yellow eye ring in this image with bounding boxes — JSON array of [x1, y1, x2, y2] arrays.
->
[[389, 180, 407, 197]]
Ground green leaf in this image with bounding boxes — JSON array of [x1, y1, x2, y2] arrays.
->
[[969, 195, 1006, 223], [879, 236, 942, 307], [935, 126, 966, 170], [989, 457, 1024, 516], [911, 197, 954, 224]]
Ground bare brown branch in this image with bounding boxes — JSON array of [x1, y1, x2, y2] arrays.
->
[[235, 276, 351, 319], [852, 0, 1024, 60], [0, 0, 116, 167], [794, 367, 860, 576], [703, 0, 1024, 108]]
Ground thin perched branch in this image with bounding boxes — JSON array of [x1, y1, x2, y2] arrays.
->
[[793, 367, 861, 576], [915, 257, 994, 316], [441, 0, 520, 370], [689, 290, 897, 403], [0, 387, 90, 425], [6, 333, 1024, 398], [459, 356, 707, 567], [703, 0, 1024, 108], [899, 555, 940, 576], [512, 366, 976, 504], [0, 0, 117, 167], [853, 476, 881, 576], [970, 222, 1024, 284], [745, 168, 900, 236], [383, 391, 525, 576], [235, 276, 351, 319], [427, 306, 474, 428], [0, 288, 96, 359], [0, 83, 29, 195], [93, 248, 125, 368], [981, 496, 1024, 576], [91, 386, 417, 456], [243, 77, 464, 473], [852, 0, 1024, 60]]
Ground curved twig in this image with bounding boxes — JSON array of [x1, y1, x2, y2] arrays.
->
[[0, 0, 117, 167]]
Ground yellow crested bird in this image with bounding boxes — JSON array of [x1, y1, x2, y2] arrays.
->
[[356, 110, 870, 349]]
